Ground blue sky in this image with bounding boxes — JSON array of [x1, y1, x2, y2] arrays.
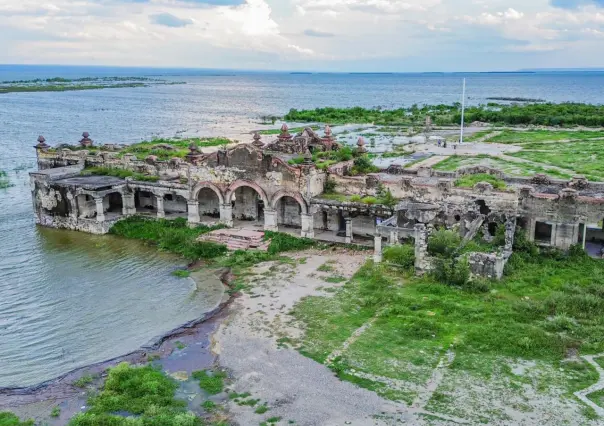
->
[[1, 0, 604, 71]]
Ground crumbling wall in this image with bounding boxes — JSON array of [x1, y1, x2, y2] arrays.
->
[[233, 186, 260, 220], [198, 188, 220, 217], [277, 197, 302, 227], [468, 252, 506, 280]]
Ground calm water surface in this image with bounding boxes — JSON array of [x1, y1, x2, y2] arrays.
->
[[1, 65, 603, 387]]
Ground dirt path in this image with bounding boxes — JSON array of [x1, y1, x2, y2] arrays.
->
[[211, 250, 416, 426]]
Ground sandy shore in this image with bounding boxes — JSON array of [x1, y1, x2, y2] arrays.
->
[[211, 249, 415, 425]]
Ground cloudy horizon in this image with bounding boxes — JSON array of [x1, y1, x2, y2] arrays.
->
[[2, 0, 604, 72]]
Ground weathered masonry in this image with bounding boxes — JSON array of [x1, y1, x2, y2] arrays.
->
[[31, 128, 604, 279]]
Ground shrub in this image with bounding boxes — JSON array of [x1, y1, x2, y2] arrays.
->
[[264, 231, 315, 255], [455, 174, 506, 190], [377, 188, 397, 208], [383, 245, 415, 270], [350, 194, 362, 202], [361, 196, 378, 205], [0, 412, 34, 426], [192, 370, 227, 395], [428, 229, 462, 258], [432, 257, 470, 287], [323, 178, 337, 194], [351, 156, 378, 174]]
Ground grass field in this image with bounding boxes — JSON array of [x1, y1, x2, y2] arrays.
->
[[488, 130, 604, 145], [291, 249, 604, 423]]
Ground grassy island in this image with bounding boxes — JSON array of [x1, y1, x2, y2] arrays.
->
[[284, 102, 604, 127], [0, 76, 185, 94]]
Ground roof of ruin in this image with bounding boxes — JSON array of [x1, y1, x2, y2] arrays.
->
[[53, 175, 125, 190]]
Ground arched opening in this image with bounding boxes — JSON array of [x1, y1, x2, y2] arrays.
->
[[232, 186, 265, 222], [135, 190, 156, 214], [488, 222, 498, 237], [475, 200, 491, 216], [103, 192, 123, 218], [198, 188, 221, 220], [77, 194, 96, 219], [276, 196, 302, 229], [164, 193, 187, 218]]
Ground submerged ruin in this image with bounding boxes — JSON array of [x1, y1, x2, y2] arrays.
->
[[30, 126, 604, 279]]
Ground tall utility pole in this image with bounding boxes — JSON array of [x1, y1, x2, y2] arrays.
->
[[460, 78, 466, 144]]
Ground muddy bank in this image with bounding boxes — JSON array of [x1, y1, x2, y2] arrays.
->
[[0, 268, 234, 421]]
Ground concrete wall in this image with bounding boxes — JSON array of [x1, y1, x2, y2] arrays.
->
[[198, 188, 220, 217], [164, 195, 187, 214], [233, 186, 260, 220], [277, 196, 302, 227]]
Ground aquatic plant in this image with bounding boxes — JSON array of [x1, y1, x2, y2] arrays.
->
[[192, 369, 227, 395], [0, 170, 13, 189], [109, 216, 227, 261], [69, 362, 198, 426]]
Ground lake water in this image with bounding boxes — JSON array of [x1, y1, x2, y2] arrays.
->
[[1, 65, 603, 388]]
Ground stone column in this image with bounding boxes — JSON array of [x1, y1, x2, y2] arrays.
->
[[122, 193, 136, 216], [156, 195, 165, 219], [414, 224, 430, 275], [220, 204, 233, 227], [550, 223, 557, 247], [301, 213, 314, 238], [503, 218, 516, 254], [264, 208, 278, 232], [187, 200, 200, 225], [345, 217, 353, 244], [389, 229, 399, 245], [527, 218, 536, 242], [582, 223, 587, 250], [374, 233, 383, 263], [95, 197, 105, 222]]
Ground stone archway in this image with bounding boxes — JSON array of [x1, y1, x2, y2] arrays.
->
[[268, 190, 313, 238], [225, 180, 269, 222]]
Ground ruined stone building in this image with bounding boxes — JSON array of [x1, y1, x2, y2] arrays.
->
[[30, 127, 604, 279]]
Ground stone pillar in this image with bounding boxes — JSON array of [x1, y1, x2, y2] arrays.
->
[[264, 208, 278, 232], [414, 224, 430, 275], [301, 213, 314, 238], [156, 195, 165, 219], [582, 223, 587, 250], [389, 229, 399, 245], [550, 223, 557, 247], [220, 204, 233, 227], [374, 234, 383, 263], [527, 218, 536, 242], [122, 193, 136, 216], [95, 197, 105, 222], [345, 217, 353, 244], [504, 218, 516, 254], [187, 200, 200, 225]]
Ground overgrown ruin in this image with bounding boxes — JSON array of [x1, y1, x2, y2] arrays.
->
[[30, 126, 604, 279]]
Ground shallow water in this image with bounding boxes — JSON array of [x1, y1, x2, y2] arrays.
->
[[0, 177, 224, 388]]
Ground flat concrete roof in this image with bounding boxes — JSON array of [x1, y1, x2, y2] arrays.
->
[[53, 175, 125, 190]]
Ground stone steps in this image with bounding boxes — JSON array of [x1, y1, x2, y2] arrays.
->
[[200, 228, 269, 251]]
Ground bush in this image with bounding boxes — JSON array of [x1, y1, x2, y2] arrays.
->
[[383, 245, 415, 270], [351, 155, 379, 175], [350, 194, 362, 202], [110, 216, 226, 260], [264, 231, 315, 254], [428, 229, 462, 258], [0, 412, 34, 426], [324, 178, 337, 194], [455, 174, 506, 190], [192, 370, 227, 395], [361, 196, 378, 205], [432, 257, 470, 287]]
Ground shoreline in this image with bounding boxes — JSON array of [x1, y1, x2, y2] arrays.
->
[[0, 267, 234, 408]]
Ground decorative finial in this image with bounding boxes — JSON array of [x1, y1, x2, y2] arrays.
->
[[80, 132, 93, 147], [324, 125, 332, 137], [185, 142, 203, 164], [303, 149, 313, 165], [35, 135, 50, 151], [357, 136, 367, 153], [278, 123, 292, 141], [252, 132, 264, 147]]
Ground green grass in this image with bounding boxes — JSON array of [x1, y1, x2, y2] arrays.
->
[[432, 155, 574, 180], [292, 247, 604, 416], [487, 130, 604, 144], [50, 406, 61, 418], [254, 404, 269, 414], [69, 362, 197, 426], [201, 400, 217, 411], [118, 137, 231, 161], [0, 412, 34, 426], [81, 166, 159, 182], [73, 374, 94, 388], [587, 389, 604, 409], [109, 216, 227, 261], [192, 370, 227, 395], [171, 269, 191, 278], [263, 231, 315, 255], [455, 173, 507, 190], [258, 125, 319, 135], [174, 341, 186, 350]]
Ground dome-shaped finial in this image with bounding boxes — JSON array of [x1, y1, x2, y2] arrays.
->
[[281, 123, 289, 133], [252, 131, 264, 148], [80, 132, 93, 147], [324, 125, 332, 137], [278, 123, 292, 141], [35, 135, 50, 151], [357, 136, 367, 153]]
